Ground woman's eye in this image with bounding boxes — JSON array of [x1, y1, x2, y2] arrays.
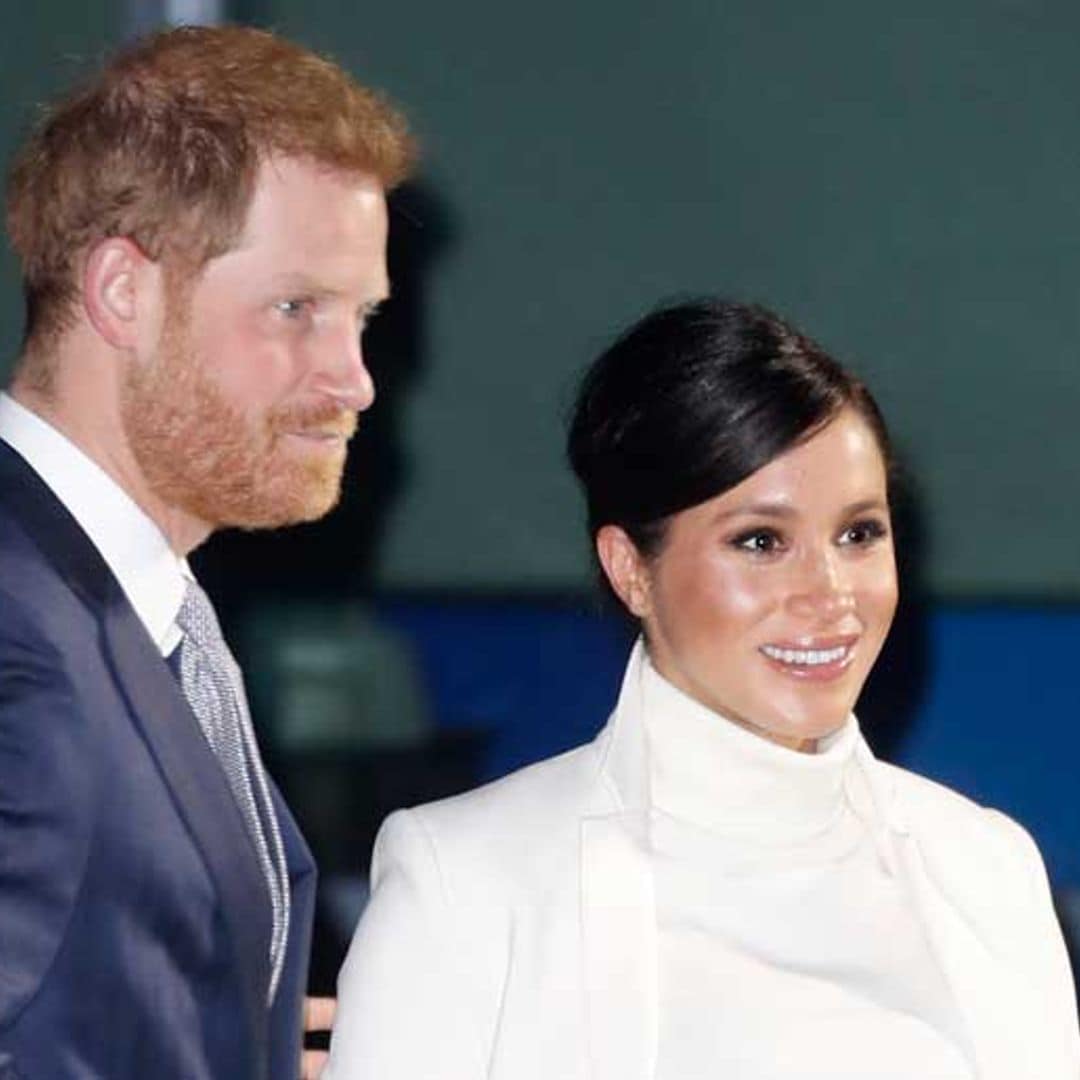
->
[[731, 529, 784, 555], [839, 518, 889, 547], [275, 299, 309, 318]]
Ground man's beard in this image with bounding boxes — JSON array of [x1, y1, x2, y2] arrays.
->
[[121, 306, 357, 532]]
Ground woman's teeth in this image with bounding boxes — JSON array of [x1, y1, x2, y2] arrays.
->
[[760, 644, 849, 666]]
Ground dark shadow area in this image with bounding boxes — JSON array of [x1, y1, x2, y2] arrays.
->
[[298, 730, 490, 990], [1055, 890, 1080, 1006], [194, 181, 452, 612], [856, 454, 932, 763], [192, 179, 462, 994]]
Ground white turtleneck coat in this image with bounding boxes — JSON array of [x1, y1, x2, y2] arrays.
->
[[326, 641, 1080, 1080]]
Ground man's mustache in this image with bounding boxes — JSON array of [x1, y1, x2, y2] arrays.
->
[[268, 401, 358, 439]]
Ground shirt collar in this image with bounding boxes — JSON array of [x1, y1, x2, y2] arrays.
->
[[640, 648, 859, 842], [0, 391, 187, 654]]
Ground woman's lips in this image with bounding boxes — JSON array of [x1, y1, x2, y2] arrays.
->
[[757, 637, 858, 681]]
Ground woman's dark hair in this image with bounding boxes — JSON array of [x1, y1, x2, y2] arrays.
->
[[567, 298, 891, 557]]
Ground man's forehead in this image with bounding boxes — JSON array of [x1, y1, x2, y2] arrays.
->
[[206, 157, 387, 266]]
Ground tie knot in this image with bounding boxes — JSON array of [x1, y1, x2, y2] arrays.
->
[[176, 579, 225, 652]]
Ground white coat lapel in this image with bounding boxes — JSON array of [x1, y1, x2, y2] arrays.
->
[[580, 813, 657, 1080], [580, 640, 657, 1080], [893, 832, 1035, 1080], [856, 749, 1064, 1078]]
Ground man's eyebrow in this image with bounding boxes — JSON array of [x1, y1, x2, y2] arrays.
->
[[262, 274, 392, 305]]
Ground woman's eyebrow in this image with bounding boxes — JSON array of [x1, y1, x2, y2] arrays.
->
[[710, 495, 888, 525], [711, 500, 796, 524]]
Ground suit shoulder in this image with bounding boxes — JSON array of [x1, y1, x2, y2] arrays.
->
[[0, 508, 75, 608]]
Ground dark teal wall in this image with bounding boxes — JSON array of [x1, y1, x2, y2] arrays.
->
[[0, 5, 127, 368], [6, 4, 1080, 596]]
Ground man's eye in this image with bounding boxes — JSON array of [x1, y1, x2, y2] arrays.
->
[[275, 299, 309, 317], [731, 529, 784, 555], [358, 301, 383, 326]]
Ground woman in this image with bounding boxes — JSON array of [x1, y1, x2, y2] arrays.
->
[[325, 300, 1079, 1079]]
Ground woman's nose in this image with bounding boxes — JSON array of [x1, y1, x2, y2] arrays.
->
[[785, 548, 856, 621]]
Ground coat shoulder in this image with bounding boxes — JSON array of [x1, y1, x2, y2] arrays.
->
[[380, 733, 614, 903], [877, 758, 1041, 870]]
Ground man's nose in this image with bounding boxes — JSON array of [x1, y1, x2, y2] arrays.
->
[[314, 322, 376, 413]]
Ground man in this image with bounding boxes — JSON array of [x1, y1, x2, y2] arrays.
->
[[0, 25, 413, 1079]]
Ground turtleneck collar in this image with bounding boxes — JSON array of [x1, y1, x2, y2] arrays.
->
[[640, 647, 859, 843]]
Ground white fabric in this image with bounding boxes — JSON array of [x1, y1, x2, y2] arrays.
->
[[641, 660, 972, 1078], [0, 392, 185, 654], [326, 639, 1080, 1080]]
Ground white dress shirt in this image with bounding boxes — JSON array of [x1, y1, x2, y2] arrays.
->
[[641, 656, 976, 1078], [0, 391, 187, 655]]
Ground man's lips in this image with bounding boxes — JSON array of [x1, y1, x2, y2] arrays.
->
[[757, 635, 859, 681], [272, 405, 357, 441], [276, 426, 354, 458], [275, 413, 357, 445]]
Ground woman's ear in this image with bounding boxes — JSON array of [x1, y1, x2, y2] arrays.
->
[[596, 524, 652, 619], [81, 236, 161, 349]]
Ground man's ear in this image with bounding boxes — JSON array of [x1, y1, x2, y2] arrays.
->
[[596, 524, 652, 618], [81, 236, 162, 349]]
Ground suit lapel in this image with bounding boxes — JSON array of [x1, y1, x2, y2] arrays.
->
[[0, 440, 272, 1061], [103, 595, 272, 1059], [0, 440, 111, 610], [580, 813, 657, 1080]]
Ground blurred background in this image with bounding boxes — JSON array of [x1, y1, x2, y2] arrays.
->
[[2, 0, 1078, 993]]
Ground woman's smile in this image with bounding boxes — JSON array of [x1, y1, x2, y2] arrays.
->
[[758, 635, 858, 680], [601, 407, 897, 752]]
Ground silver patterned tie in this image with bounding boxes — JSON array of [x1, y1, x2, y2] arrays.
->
[[176, 578, 290, 1005]]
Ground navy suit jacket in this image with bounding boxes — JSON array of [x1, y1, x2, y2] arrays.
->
[[0, 439, 316, 1079]]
